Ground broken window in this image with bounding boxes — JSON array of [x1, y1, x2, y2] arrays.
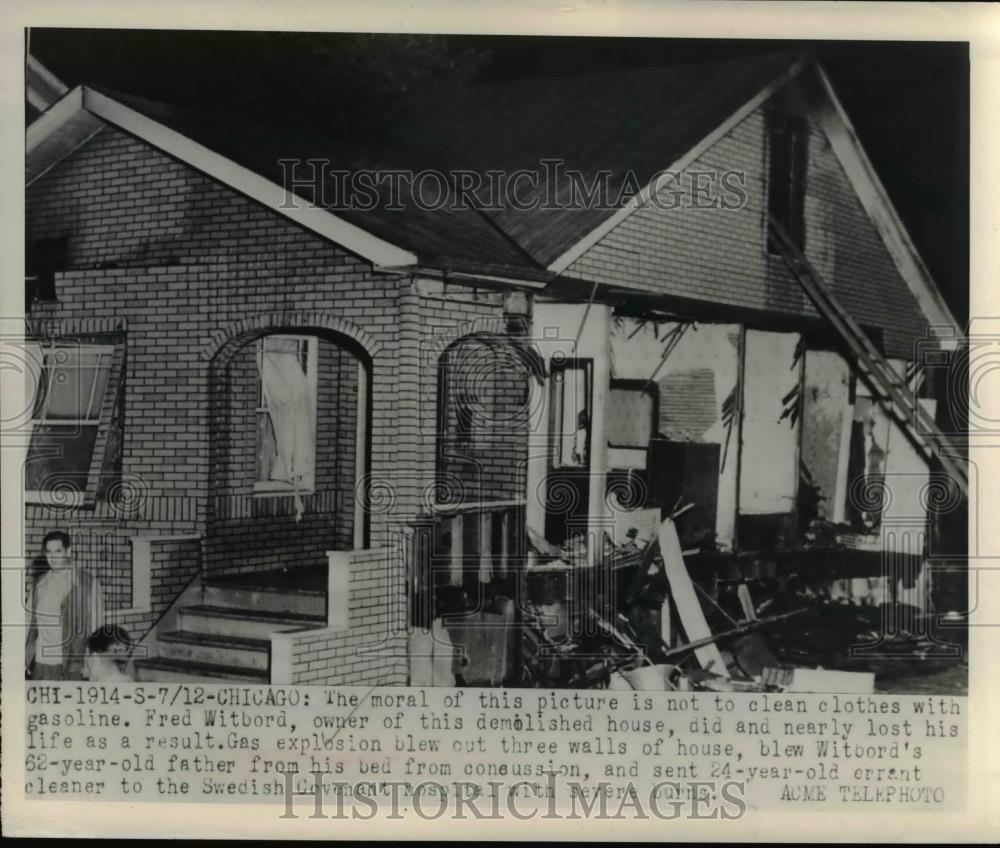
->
[[608, 317, 742, 550], [543, 360, 593, 546], [255, 335, 317, 493], [550, 360, 592, 469], [765, 113, 808, 253], [607, 380, 657, 469], [25, 343, 117, 504]]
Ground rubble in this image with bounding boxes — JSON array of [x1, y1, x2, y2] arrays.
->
[[518, 509, 964, 694]]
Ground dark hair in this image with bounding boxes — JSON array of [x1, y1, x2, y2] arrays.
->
[[42, 530, 71, 550], [86, 625, 133, 656]]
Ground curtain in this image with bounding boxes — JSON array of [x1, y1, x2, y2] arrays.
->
[[259, 349, 315, 498]]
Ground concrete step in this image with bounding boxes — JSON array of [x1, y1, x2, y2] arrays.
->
[[201, 581, 326, 618], [157, 630, 270, 672], [133, 656, 268, 684], [178, 604, 325, 640]]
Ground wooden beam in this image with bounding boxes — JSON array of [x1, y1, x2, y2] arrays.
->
[[658, 518, 728, 675]]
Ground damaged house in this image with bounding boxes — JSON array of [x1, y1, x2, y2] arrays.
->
[[24, 51, 966, 689]]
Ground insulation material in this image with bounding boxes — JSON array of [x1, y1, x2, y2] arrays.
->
[[800, 350, 852, 521], [610, 318, 741, 549], [851, 380, 893, 531], [739, 330, 802, 515]]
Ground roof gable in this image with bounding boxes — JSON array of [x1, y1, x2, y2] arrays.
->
[[29, 86, 419, 268], [25, 53, 958, 339], [382, 52, 807, 267]]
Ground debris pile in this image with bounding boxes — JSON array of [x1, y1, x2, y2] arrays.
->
[[521, 510, 879, 694]]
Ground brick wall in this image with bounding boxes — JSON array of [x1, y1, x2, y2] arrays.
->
[[25, 125, 410, 673], [24, 90, 938, 675], [283, 547, 409, 685], [24, 123, 527, 678], [121, 536, 202, 639], [567, 80, 933, 359]]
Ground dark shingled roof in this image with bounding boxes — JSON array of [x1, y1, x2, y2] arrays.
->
[[96, 51, 804, 271]]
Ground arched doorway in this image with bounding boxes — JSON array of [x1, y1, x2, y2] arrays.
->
[[411, 333, 535, 653], [207, 326, 371, 579]]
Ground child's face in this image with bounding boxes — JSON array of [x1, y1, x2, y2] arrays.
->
[[83, 652, 105, 680], [84, 645, 129, 680]]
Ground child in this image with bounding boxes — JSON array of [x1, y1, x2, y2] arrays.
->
[[83, 625, 134, 682]]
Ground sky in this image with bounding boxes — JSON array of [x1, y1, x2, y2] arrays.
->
[[29, 31, 969, 323]]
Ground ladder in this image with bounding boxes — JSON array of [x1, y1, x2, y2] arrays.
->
[[768, 215, 968, 496]]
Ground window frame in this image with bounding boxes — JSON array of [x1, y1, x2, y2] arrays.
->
[[606, 378, 659, 470], [24, 341, 118, 506], [548, 358, 594, 471], [764, 111, 809, 256], [253, 333, 319, 495]]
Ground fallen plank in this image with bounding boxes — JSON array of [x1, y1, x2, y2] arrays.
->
[[737, 583, 757, 621], [658, 517, 728, 675]]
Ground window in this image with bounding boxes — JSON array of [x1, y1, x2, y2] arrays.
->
[[25, 236, 67, 308], [765, 113, 808, 253], [436, 335, 532, 508], [25, 343, 114, 503], [550, 360, 592, 469], [607, 381, 658, 469], [255, 335, 318, 493], [438, 352, 478, 459]]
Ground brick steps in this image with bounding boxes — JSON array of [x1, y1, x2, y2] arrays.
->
[[202, 581, 325, 618], [156, 630, 271, 672], [134, 570, 327, 683], [133, 656, 269, 683], [178, 604, 324, 641]]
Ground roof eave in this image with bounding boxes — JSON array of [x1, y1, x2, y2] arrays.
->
[[27, 86, 105, 184], [26, 85, 419, 269], [805, 61, 962, 348], [26, 55, 69, 112]]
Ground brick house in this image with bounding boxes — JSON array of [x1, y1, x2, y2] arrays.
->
[[24, 52, 963, 685]]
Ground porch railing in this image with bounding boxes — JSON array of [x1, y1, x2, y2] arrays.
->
[[409, 499, 525, 626]]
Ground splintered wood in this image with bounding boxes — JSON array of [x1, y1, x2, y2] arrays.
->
[[657, 518, 728, 676]]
